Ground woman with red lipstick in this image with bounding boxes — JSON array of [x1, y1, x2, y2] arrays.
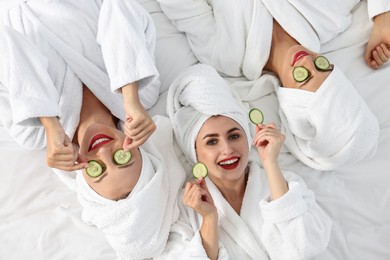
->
[[0, 0, 160, 172], [0, 2, 188, 259], [156, 0, 381, 171], [158, 64, 332, 260]]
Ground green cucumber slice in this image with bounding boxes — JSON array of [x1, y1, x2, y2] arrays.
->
[[86, 160, 103, 178], [249, 108, 264, 125], [292, 66, 310, 82], [192, 162, 208, 179], [113, 149, 132, 165], [314, 56, 330, 71]]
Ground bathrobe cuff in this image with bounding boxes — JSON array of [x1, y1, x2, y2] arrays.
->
[[183, 230, 229, 259], [367, 0, 390, 20], [260, 181, 308, 224]]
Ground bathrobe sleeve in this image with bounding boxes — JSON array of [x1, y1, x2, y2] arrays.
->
[[367, 0, 390, 20], [97, 0, 160, 109], [0, 26, 60, 149], [156, 0, 252, 78], [156, 192, 230, 260], [259, 171, 332, 260]]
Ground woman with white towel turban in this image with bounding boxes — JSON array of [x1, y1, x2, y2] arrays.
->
[[156, 0, 381, 171], [159, 63, 332, 260], [0, 1, 186, 259]]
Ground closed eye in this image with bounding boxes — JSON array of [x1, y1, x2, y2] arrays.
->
[[299, 76, 313, 88]]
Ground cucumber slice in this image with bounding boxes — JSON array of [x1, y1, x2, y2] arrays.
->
[[192, 162, 208, 179], [86, 160, 103, 178], [292, 66, 310, 82], [249, 108, 264, 125], [314, 56, 330, 71], [113, 149, 132, 165]]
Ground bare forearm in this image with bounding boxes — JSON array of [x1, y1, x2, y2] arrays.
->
[[200, 214, 219, 260], [39, 116, 62, 132], [121, 82, 139, 103], [263, 160, 288, 200]]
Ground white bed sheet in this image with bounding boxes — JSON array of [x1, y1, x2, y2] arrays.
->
[[1, 1, 389, 259]]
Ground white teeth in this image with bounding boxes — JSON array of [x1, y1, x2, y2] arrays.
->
[[219, 158, 238, 165], [91, 138, 110, 149]]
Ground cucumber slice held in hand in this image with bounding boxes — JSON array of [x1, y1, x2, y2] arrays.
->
[[86, 160, 104, 178], [113, 149, 132, 165], [192, 162, 208, 179], [292, 66, 310, 82], [249, 108, 264, 125]]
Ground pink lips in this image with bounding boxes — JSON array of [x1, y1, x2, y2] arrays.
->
[[218, 156, 240, 170], [292, 51, 309, 66], [88, 134, 114, 152]]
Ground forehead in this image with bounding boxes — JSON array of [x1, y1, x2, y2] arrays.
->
[[199, 116, 241, 135]]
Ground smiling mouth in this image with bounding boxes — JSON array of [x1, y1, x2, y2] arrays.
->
[[88, 134, 114, 152], [218, 157, 240, 170], [292, 51, 309, 66]]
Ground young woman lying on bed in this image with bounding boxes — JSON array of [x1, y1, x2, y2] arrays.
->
[[157, 0, 382, 170], [0, 0, 185, 259], [156, 64, 332, 260]]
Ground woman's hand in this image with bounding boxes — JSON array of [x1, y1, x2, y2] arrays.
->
[[122, 82, 156, 150], [183, 178, 217, 219], [365, 11, 390, 69], [252, 123, 285, 165], [40, 117, 88, 171]]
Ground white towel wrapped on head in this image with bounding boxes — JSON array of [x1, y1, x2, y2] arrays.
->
[[277, 65, 380, 170], [166, 64, 252, 165]]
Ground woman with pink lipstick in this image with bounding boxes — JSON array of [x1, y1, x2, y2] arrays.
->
[[158, 64, 332, 260]]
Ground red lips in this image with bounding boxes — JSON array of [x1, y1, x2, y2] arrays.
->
[[292, 51, 309, 66], [88, 134, 113, 152], [218, 157, 240, 170]]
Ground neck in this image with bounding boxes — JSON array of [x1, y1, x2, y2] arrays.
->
[[74, 86, 116, 144], [264, 20, 299, 75], [211, 167, 249, 214]]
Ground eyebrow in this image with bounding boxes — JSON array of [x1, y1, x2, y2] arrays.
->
[[299, 76, 313, 88], [93, 160, 135, 183], [202, 127, 241, 140]]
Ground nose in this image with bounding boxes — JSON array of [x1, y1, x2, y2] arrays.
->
[[95, 145, 115, 165], [220, 139, 234, 155], [300, 55, 316, 70]]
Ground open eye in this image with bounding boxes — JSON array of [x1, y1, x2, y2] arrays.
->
[[229, 133, 240, 140], [113, 149, 132, 165], [292, 66, 311, 83], [314, 56, 331, 71], [206, 139, 217, 146]]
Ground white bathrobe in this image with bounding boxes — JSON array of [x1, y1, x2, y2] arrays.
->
[[0, 0, 160, 149], [156, 162, 332, 260], [157, 0, 390, 80]]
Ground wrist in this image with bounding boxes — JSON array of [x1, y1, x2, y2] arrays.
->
[[40, 116, 61, 129], [121, 82, 139, 103], [262, 158, 279, 170], [202, 211, 218, 223]]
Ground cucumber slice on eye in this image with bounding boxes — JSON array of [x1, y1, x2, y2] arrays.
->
[[249, 108, 264, 125], [192, 162, 208, 179], [314, 56, 330, 71], [113, 149, 132, 165], [293, 66, 310, 82], [86, 160, 103, 178]]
